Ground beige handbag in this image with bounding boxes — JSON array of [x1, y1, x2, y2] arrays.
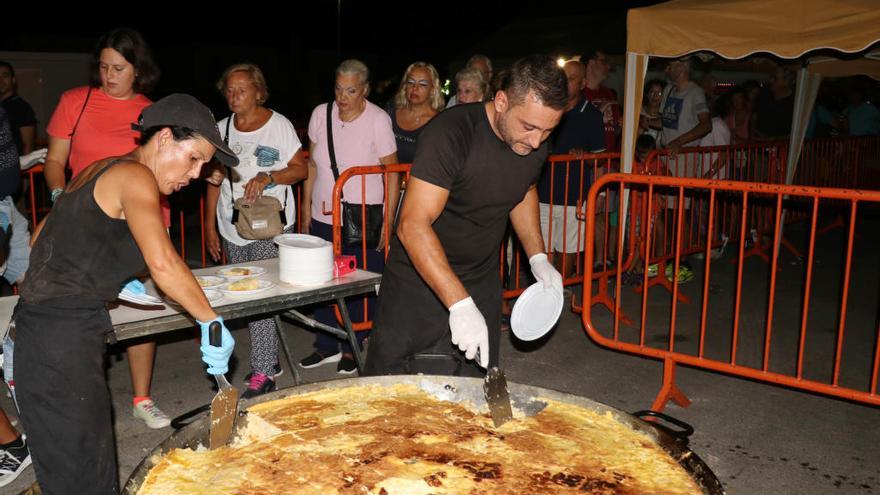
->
[[223, 117, 286, 240], [232, 195, 285, 240]]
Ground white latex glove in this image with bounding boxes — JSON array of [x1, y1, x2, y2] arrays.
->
[[19, 148, 48, 170], [529, 253, 563, 292], [448, 297, 489, 368]]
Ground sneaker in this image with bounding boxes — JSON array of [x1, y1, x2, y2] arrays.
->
[[621, 272, 644, 286], [243, 363, 283, 384], [133, 399, 171, 429], [666, 264, 694, 284], [647, 264, 659, 277], [299, 351, 342, 369], [0, 437, 31, 488], [241, 372, 276, 399], [337, 355, 357, 375]]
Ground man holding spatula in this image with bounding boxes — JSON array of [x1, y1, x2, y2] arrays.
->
[[366, 55, 566, 377]]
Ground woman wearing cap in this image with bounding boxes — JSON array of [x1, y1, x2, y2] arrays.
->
[[41, 27, 174, 429], [204, 63, 307, 399], [13, 94, 238, 495]]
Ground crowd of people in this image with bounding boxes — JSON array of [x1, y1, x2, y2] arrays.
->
[[0, 24, 877, 493]]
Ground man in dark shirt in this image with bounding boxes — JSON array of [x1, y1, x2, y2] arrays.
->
[[754, 67, 795, 140], [0, 62, 37, 155], [537, 60, 605, 278], [365, 55, 567, 376]]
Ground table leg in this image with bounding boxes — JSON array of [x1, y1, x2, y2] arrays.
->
[[274, 315, 301, 386], [335, 297, 365, 375]]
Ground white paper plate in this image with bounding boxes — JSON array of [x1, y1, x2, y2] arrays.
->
[[195, 275, 225, 289], [510, 282, 564, 341], [219, 279, 276, 296], [118, 291, 165, 307], [216, 266, 266, 280]]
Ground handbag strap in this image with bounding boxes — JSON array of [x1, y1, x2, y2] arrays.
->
[[68, 86, 93, 153], [326, 102, 345, 201], [223, 115, 288, 208]]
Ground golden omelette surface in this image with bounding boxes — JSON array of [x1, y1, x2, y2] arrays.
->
[[138, 384, 702, 494]]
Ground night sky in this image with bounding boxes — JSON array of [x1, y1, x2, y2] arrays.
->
[[1, 2, 659, 127]]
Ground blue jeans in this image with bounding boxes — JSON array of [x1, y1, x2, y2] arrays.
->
[[3, 332, 15, 405], [0, 196, 30, 283]]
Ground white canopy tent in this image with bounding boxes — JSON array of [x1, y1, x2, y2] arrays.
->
[[622, 0, 880, 185]]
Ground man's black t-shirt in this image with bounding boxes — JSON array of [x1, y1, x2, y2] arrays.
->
[[367, 102, 550, 374], [755, 89, 794, 139], [0, 95, 37, 154], [401, 102, 548, 279]]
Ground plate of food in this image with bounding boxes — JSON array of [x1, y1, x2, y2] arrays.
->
[[195, 275, 225, 289], [220, 278, 275, 296], [216, 266, 266, 280]]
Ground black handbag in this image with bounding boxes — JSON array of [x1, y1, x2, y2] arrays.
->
[[326, 103, 383, 248]]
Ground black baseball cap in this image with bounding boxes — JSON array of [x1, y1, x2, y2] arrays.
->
[[133, 93, 238, 167]]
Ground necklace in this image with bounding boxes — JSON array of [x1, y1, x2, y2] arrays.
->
[[409, 106, 428, 125], [339, 102, 365, 128]]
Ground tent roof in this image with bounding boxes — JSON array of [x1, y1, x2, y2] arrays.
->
[[808, 51, 880, 80], [627, 0, 880, 59]]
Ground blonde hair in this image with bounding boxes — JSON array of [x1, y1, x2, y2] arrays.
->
[[216, 63, 269, 105], [393, 61, 444, 111]]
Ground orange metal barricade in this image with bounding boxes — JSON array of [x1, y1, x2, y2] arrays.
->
[[501, 153, 621, 307], [327, 164, 411, 330], [583, 172, 880, 410]]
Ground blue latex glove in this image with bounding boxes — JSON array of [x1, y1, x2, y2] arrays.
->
[[197, 316, 234, 375], [120, 279, 146, 296]]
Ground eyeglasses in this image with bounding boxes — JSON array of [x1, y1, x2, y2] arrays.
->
[[405, 79, 430, 88]]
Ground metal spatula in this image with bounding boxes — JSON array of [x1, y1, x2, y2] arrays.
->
[[208, 321, 239, 449], [484, 367, 514, 427]]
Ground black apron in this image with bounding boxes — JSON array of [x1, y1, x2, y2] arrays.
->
[[365, 242, 501, 377], [15, 159, 148, 494]]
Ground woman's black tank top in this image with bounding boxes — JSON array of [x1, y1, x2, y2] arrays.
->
[[20, 159, 148, 306]]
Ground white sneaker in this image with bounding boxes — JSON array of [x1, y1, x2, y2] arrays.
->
[[0, 437, 31, 488], [133, 399, 171, 429]]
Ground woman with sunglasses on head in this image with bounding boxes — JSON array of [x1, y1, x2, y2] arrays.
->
[[385, 62, 444, 164]]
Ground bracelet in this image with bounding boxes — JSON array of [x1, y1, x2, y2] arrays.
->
[[260, 171, 276, 189], [50, 188, 63, 203]]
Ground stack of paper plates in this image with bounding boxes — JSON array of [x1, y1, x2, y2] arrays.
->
[[274, 234, 334, 285]]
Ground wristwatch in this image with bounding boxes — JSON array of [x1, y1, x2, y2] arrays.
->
[[260, 171, 276, 189]]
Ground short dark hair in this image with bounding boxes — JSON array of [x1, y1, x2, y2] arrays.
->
[[139, 126, 200, 145], [645, 78, 665, 95], [0, 61, 14, 77], [500, 55, 568, 111], [89, 28, 160, 94]]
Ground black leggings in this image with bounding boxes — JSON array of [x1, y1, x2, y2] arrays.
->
[[15, 301, 118, 495]]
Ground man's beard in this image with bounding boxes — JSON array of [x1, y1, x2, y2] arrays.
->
[[495, 111, 532, 156]]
